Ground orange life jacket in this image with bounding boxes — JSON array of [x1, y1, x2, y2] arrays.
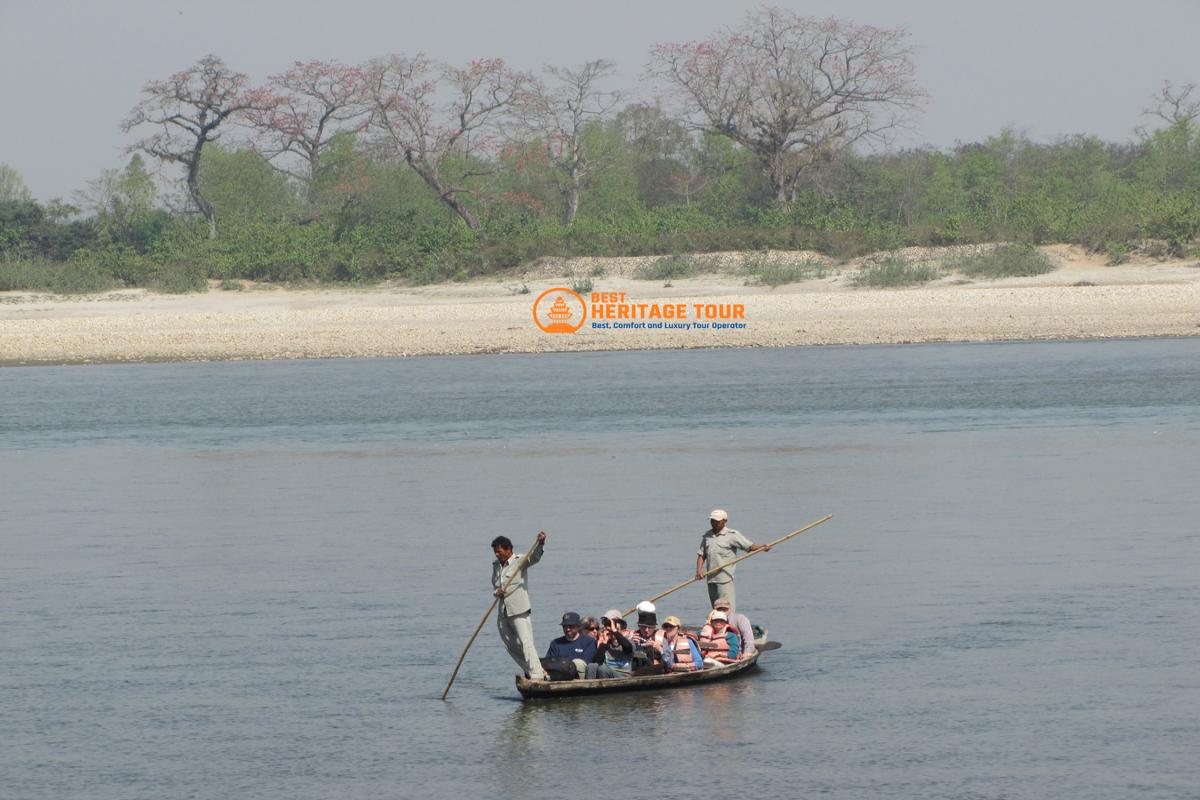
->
[[698, 624, 739, 662], [666, 632, 700, 671]]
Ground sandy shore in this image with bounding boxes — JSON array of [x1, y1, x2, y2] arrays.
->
[[2, 245, 1198, 365]]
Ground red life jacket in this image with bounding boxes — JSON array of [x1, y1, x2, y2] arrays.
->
[[698, 624, 739, 663], [666, 632, 700, 671]]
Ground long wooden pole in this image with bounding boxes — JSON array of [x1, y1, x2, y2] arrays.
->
[[620, 514, 833, 618], [442, 534, 542, 700]]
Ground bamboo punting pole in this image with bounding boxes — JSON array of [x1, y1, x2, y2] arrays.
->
[[620, 514, 833, 618], [442, 533, 543, 700]]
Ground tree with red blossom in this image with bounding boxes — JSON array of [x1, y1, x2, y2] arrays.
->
[[519, 59, 623, 225], [364, 54, 529, 230], [122, 55, 271, 238], [648, 7, 924, 212], [248, 60, 371, 204]]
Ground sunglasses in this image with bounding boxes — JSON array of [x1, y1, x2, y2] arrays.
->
[[662, 623, 677, 629]]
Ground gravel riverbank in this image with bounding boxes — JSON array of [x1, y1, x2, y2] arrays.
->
[[3, 248, 1198, 365]]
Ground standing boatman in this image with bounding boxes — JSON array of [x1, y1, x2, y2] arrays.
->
[[492, 531, 548, 681], [695, 509, 769, 609]]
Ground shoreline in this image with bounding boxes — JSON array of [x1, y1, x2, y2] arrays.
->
[[2, 246, 1198, 366], [2, 333, 1197, 369]]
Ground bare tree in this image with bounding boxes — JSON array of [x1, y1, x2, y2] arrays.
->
[[519, 59, 622, 225], [648, 7, 924, 212], [248, 60, 370, 202], [365, 54, 528, 230], [1143, 80, 1200, 127], [122, 55, 269, 238]]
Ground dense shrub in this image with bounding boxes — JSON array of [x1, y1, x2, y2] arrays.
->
[[851, 255, 942, 288], [0, 258, 117, 294], [632, 253, 723, 280], [742, 253, 827, 286], [3, 123, 1198, 287], [947, 244, 1058, 279]]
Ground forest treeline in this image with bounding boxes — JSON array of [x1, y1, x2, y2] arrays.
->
[[1, 8, 1198, 292]]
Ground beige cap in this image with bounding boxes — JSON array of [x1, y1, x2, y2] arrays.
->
[[713, 597, 733, 610], [709, 509, 728, 521], [602, 609, 623, 621], [662, 615, 682, 627], [710, 610, 728, 622]]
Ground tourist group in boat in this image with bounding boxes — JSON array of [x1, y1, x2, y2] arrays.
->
[[491, 508, 769, 682]]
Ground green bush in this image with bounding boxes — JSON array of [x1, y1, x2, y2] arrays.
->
[[9, 122, 1200, 288], [1105, 242, 1131, 266], [851, 255, 942, 288], [947, 244, 1057, 279], [742, 252, 826, 287], [632, 253, 722, 280], [0, 258, 117, 294], [147, 262, 208, 294]]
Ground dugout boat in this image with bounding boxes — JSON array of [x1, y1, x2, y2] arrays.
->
[[515, 628, 772, 699]]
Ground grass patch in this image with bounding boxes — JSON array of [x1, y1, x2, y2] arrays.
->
[[0, 257, 210, 295], [219, 278, 245, 291], [851, 254, 942, 288], [147, 262, 208, 294], [0, 259, 118, 294], [742, 253, 826, 287], [570, 276, 593, 295], [1105, 242, 1130, 266], [632, 253, 722, 281], [947, 244, 1057, 279]]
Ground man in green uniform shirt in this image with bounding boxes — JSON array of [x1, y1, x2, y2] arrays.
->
[[695, 509, 769, 609]]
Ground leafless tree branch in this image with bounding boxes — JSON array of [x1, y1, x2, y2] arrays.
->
[[648, 7, 925, 211]]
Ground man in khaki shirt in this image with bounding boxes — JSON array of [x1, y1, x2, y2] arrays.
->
[[492, 531, 547, 681], [695, 509, 769, 610]]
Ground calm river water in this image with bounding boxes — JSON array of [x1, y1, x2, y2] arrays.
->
[[2, 340, 1198, 799]]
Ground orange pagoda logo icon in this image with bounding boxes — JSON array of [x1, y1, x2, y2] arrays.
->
[[533, 287, 587, 333], [547, 295, 572, 322]]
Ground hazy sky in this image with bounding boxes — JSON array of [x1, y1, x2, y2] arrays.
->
[[2, 0, 1198, 200]]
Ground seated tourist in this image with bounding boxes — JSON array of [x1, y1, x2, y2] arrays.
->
[[581, 615, 601, 640], [697, 609, 741, 666], [712, 596, 755, 655], [586, 609, 635, 679], [628, 601, 666, 670], [661, 615, 703, 672], [541, 611, 597, 680]]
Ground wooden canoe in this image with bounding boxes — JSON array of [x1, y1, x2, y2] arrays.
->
[[515, 628, 771, 699]]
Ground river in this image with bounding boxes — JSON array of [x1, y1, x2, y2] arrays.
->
[[2, 339, 1197, 799]]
